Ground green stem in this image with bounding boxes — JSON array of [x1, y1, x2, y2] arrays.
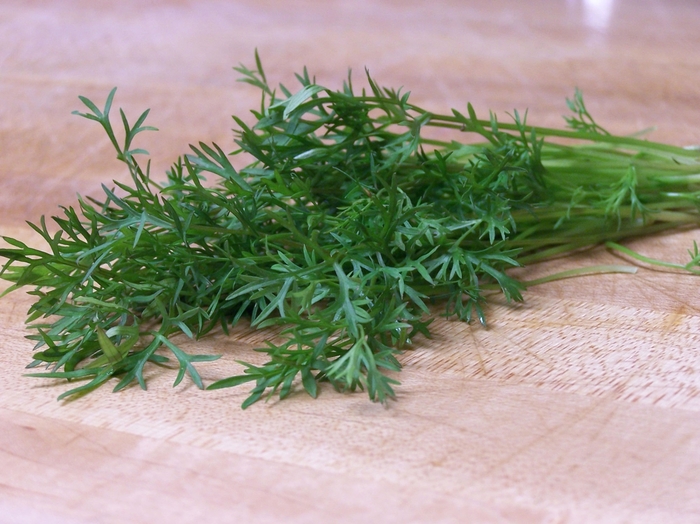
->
[[522, 265, 638, 287], [606, 241, 700, 274]]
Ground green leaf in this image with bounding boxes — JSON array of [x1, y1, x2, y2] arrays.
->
[[96, 327, 127, 366], [271, 84, 325, 119], [207, 373, 257, 390], [301, 367, 318, 398]]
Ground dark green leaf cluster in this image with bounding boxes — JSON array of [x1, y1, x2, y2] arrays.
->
[[2, 54, 699, 407]]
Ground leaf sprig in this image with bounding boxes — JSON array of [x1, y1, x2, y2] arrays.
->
[[2, 53, 699, 407]]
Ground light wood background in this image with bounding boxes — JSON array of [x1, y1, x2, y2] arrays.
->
[[1, 1, 700, 522]]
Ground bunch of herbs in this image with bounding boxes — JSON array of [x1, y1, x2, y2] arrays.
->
[[2, 54, 699, 407]]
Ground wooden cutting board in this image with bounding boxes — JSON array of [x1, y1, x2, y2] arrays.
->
[[2, 1, 700, 522]]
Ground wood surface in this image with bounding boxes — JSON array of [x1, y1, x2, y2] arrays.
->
[[1, 1, 700, 522]]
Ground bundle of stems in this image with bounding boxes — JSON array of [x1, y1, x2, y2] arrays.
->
[[2, 55, 699, 407]]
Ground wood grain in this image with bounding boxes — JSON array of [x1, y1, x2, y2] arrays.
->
[[2, 1, 700, 522]]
